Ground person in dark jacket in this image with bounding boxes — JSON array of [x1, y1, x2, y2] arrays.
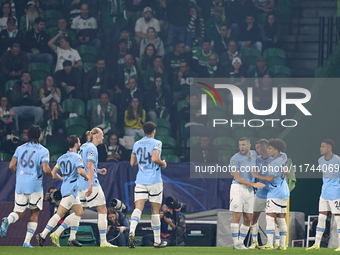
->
[[120, 77, 144, 111], [0, 16, 24, 56], [11, 72, 43, 132], [238, 14, 262, 52], [191, 134, 219, 163], [261, 13, 280, 51], [24, 17, 53, 66], [214, 23, 232, 55]]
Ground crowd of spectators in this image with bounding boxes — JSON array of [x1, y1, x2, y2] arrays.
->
[[0, 0, 283, 161]]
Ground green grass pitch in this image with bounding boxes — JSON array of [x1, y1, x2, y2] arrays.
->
[[0, 246, 337, 254]]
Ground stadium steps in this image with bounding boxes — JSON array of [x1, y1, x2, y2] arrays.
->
[[281, 0, 336, 78]]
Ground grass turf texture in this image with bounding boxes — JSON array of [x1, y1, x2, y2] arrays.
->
[[0, 247, 337, 254]]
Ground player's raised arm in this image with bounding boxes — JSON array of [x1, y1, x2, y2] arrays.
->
[[152, 150, 167, 168], [9, 157, 17, 173], [42, 162, 53, 178], [130, 154, 138, 167]]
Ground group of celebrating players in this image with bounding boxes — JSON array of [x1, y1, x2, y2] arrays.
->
[[0, 122, 339, 250]]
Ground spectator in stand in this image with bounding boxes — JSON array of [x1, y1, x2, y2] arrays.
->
[[166, 0, 190, 46], [0, 43, 28, 95], [115, 54, 139, 93], [3, 128, 28, 154], [186, 6, 205, 48], [164, 41, 192, 81], [53, 60, 82, 99], [0, 17, 24, 56], [145, 75, 172, 121], [192, 38, 218, 70], [214, 23, 232, 55], [121, 77, 145, 110], [0, 0, 16, 19], [191, 134, 218, 163], [134, 7, 160, 42], [0, 96, 15, 137], [111, 38, 128, 72], [124, 97, 145, 137], [98, 132, 127, 162], [92, 92, 117, 135], [198, 0, 227, 20], [140, 27, 164, 57], [248, 56, 272, 88], [138, 43, 156, 75], [205, 54, 218, 78], [41, 99, 65, 145], [24, 17, 53, 66], [19, 2, 41, 33], [173, 61, 198, 102], [229, 57, 246, 84], [112, 26, 139, 59], [11, 72, 43, 132], [48, 34, 83, 72], [261, 12, 280, 51], [47, 18, 77, 48], [39, 75, 61, 111], [205, 6, 225, 41], [226, 0, 255, 36], [238, 13, 262, 52], [0, 1, 14, 32], [219, 40, 243, 71], [253, 0, 275, 14], [84, 58, 112, 101], [71, 3, 101, 50], [143, 55, 169, 92]]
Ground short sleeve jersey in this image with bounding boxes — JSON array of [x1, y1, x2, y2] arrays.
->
[[230, 150, 257, 184], [319, 154, 340, 200]]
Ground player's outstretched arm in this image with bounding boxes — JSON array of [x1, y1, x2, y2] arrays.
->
[[151, 150, 166, 168], [78, 167, 89, 181], [130, 154, 138, 167], [9, 157, 17, 173], [42, 162, 53, 178]]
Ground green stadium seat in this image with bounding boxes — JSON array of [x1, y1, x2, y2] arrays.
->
[[65, 117, 88, 129], [155, 127, 170, 137], [32, 79, 44, 89], [155, 118, 171, 131], [50, 153, 63, 162], [218, 149, 234, 164], [233, 128, 256, 140], [240, 47, 261, 66], [60, 225, 96, 246], [29, 62, 51, 81], [187, 136, 200, 147], [62, 98, 86, 117], [66, 125, 87, 137], [83, 62, 96, 73], [213, 136, 237, 148], [43, 10, 63, 28], [257, 13, 267, 25], [5, 79, 20, 93], [76, 45, 97, 63], [269, 65, 292, 78], [264, 48, 287, 67], [159, 136, 176, 155], [161, 154, 181, 163], [257, 127, 280, 139], [0, 152, 12, 161], [177, 100, 189, 112]]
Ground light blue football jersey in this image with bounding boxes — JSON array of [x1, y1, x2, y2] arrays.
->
[[319, 154, 340, 200], [132, 136, 162, 185], [13, 142, 49, 194], [230, 150, 257, 184], [78, 142, 100, 191], [57, 151, 84, 198], [255, 156, 273, 199], [267, 153, 289, 199]]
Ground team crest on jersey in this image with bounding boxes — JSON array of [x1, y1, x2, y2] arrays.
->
[[248, 157, 251, 162], [155, 143, 161, 150], [79, 158, 83, 164], [231, 160, 235, 165], [20, 170, 23, 175], [89, 151, 95, 156]]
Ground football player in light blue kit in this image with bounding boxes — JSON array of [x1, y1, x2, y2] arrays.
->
[[0, 125, 53, 248], [128, 122, 167, 249], [229, 137, 265, 250], [36, 135, 88, 247], [307, 139, 340, 251], [252, 138, 289, 250], [249, 139, 275, 249], [70, 127, 116, 247]]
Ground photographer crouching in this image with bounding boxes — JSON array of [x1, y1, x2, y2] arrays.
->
[[142, 197, 186, 246]]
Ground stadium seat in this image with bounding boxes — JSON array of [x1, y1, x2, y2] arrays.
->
[[50, 153, 63, 162], [257, 127, 280, 139], [29, 62, 51, 81], [62, 98, 86, 117], [159, 136, 176, 155], [257, 12, 267, 25], [240, 47, 261, 66], [155, 118, 171, 131], [0, 152, 12, 161], [32, 79, 44, 89], [87, 98, 99, 117], [207, 108, 228, 121], [65, 117, 88, 129], [60, 225, 96, 247], [187, 136, 200, 147], [83, 62, 96, 73], [269, 65, 292, 78], [164, 46, 174, 55], [263, 48, 287, 67], [5, 79, 20, 93], [233, 128, 256, 140], [155, 127, 170, 137], [213, 136, 237, 148], [218, 149, 234, 164], [76, 45, 97, 63], [177, 100, 189, 112], [161, 154, 181, 163], [66, 125, 87, 138]]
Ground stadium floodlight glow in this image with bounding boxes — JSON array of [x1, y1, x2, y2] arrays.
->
[[201, 84, 312, 116]]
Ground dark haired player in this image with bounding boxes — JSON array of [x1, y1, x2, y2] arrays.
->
[[128, 121, 167, 248], [0, 125, 53, 247]]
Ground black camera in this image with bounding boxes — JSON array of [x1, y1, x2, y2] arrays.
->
[[164, 210, 172, 219], [50, 190, 62, 203], [110, 198, 127, 214], [165, 196, 186, 212]]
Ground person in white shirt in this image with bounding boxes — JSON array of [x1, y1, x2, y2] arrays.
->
[[135, 7, 160, 41], [71, 3, 101, 49], [48, 33, 83, 72]]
